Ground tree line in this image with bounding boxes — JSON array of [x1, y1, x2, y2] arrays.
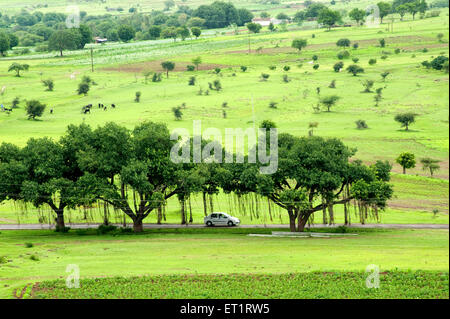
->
[[0, 121, 393, 233]]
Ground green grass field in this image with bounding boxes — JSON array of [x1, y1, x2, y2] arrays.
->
[[0, 228, 448, 299], [0, 13, 448, 226]]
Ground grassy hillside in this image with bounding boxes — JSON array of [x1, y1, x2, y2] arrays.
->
[[0, 12, 448, 225]]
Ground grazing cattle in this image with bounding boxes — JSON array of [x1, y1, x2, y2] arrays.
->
[[103, 106, 107, 111], [50, 108, 53, 114], [111, 104, 116, 108], [4, 107, 12, 112], [81, 104, 92, 114]]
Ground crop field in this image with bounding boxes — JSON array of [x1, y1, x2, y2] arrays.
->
[[0, 228, 448, 299]]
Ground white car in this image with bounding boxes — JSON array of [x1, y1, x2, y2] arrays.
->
[[204, 213, 240, 227]]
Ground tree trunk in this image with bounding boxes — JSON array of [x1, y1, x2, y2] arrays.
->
[[403, 166, 406, 174], [189, 197, 193, 224], [209, 194, 214, 213], [133, 219, 143, 232], [328, 204, 335, 225], [103, 203, 109, 225], [180, 200, 186, 225], [56, 212, 65, 231], [344, 202, 349, 225], [157, 206, 162, 225], [202, 192, 208, 216], [267, 198, 273, 222], [322, 200, 328, 225], [288, 209, 297, 232]]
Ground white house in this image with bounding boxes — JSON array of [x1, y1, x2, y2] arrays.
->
[[251, 18, 284, 27]]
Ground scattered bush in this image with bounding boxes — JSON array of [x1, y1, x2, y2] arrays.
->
[[337, 50, 350, 60], [135, 91, 141, 102], [260, 73, 270, 81], [355, 120, 368, 129], [42, 79, 54, 91], [368, 58, 377, 65], [333, 62, 344, 72], [186, 65, 195, 71]]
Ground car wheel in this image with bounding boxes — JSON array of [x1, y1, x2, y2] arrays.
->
[[227, 221, 234, 227], [206, 221, 213, 227]]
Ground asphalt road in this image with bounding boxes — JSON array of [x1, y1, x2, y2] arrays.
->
[[0, 223, 448, 230]]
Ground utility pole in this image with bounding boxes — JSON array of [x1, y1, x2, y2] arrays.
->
[[90, 47, 94, 72]]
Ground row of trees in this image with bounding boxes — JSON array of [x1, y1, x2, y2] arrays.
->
[[0, 121, 393, 232], [0, 2, 253, 51]]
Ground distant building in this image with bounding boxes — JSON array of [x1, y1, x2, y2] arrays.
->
[[251, 18, 284, 27], [94, 37, 108, 44]]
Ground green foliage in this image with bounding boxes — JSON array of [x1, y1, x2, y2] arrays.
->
[[420, 158, 440, 176], [135, 91, 141, 102], [118, 25, 136, 42], [336, 38, 351, 47], [31, 271, 450, 299], [161, 61, 175, 78], [347, 64, 364, 76], [42, 79, 54, 91], [25, 100, 46, 120], [333, 61, 344, 72], [395, 113, 416, 130], [396, 152, 416, 174], [355, 119, 368, 129], [291, 38, 307, 52], [320, 95, 340, 111], [8, 63, 29, 77]]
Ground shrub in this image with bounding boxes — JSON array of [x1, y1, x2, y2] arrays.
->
[[240, 66, 247, 72], [352, 57, 359, 63], [97, 224, 118, 234], [333, 62, 344, 72], [379, 38, 386, 47], [355, 120, 368, 129], [328, 80, 336, 88], [77, 82, 89, 95], [269, 101, 278, 108], [269, 65, 276, 70], [283, 65, 290, 71], [381, 55, 388, 60], [313, 64, 320, 70], [25, 242, 34, 248], [214, 67, 221, 74], [282, 74, 290, 82], [30, 255, 39, 261], [186, 65, 195, 71], [25, 100, 46, 120], [188, 76, 196, 86], [394, 48, 401, 54], [135, 91, 141, 102], [352, 43, 359, 49], [42, 79, 54, 91], [337, 50, 350, 59], [368, 58, 377, 65], [152, 73, 162, 82], [12, 97, 20, 108], [336, 38, 351, 47], [260, 73, 270, 81], [347, 64, 364, 76], [213, 79, 222, 91]]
